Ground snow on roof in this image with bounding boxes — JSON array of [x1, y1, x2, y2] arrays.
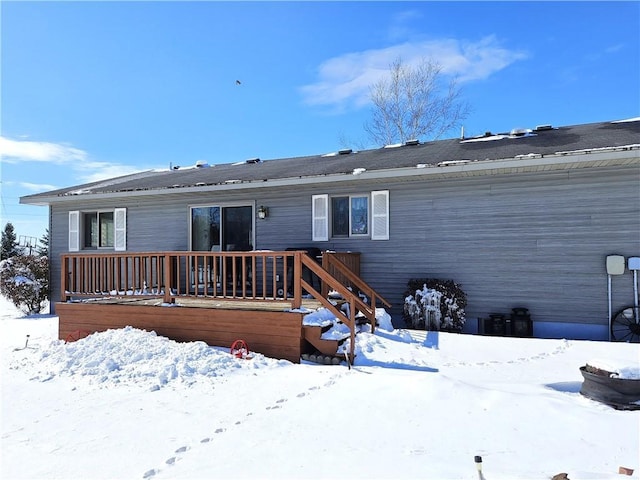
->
[[612, 117, 640, 123], [19, 118, 640, 204], [460, 129, 536, 143]]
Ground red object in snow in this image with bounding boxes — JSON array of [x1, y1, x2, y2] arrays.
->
[[65, 330, 91, 343], [230, 339, 250, 359]]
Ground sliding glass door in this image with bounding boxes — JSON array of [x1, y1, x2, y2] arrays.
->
[[191, 205, 253, 251]]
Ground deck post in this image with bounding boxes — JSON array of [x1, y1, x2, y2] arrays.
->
[[61, 255, 69, 302], [370, 293, 376, 334], [163, 254, 172, 304], [349, 297, 356, 364], [292, 252, 302, 309]]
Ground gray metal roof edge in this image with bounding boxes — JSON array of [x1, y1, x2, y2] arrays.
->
[[20, 146, 640, 206]]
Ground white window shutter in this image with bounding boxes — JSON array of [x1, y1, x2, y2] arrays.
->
[[371, 190, 389, 240], [114, 208, 127, 251], [68, 211, 80, 251], [311, 194, 328, 242]]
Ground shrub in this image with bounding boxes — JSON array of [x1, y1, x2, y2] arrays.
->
[[403, 278, 467, 332], [0, 254, 49, 314]]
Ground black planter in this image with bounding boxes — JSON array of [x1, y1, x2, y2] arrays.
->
[[510, 307, 533, 337], [485, 314, 506, 335], [579, 366, 640, 410]]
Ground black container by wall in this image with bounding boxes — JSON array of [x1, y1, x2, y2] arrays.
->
[[484, 313, 506, 335], [510, 307, 533, 337]]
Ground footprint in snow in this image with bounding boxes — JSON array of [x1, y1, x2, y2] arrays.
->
[[175, 446, 188, 453], [142, 468, 158, 478], [166, 457, 176, 465], [408, 448, 428, 456]]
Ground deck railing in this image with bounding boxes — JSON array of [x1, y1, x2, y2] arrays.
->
[[60, 250, 390, 362], [320, 252, 391, 335], [61, 250, 305, 305]]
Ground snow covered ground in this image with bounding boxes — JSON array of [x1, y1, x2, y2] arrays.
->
[[1, 295, 638, 480]]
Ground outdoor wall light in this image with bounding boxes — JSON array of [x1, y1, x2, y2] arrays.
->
[[257, 205, 269, 219]]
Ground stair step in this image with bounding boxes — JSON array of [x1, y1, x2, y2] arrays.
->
[[302, 325, 340, 355]]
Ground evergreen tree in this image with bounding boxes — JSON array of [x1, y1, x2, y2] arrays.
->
[[37, 229, 50, 257], [1, 223, 19, 261]]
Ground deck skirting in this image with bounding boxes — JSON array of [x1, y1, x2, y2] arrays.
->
[[56, 301, 306, 363]]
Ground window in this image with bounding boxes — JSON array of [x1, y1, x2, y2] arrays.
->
[[68, 208, 126, 251], [350, 196, 369, 235], [312, 190, 389, 241], [84, 212, 114, 248], [331, 197, 349, 236], [331, 195, 369, 237]]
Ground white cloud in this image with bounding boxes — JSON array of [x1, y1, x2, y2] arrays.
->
[[75, 162, 145, 184], [0, 137, 87, 164], [300, 36, 528, 110], [18, 181, 60, 192], [0, 136, 149, 185]]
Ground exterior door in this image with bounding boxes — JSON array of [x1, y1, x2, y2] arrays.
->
[[191, 205, 253, 251]]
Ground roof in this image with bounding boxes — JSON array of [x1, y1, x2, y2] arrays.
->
[[21, 118, 640, 205]]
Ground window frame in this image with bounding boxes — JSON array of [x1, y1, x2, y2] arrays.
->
[[68, 208, 126, 251], [330, 194, 370, 238], [84, 210, 114, 249]]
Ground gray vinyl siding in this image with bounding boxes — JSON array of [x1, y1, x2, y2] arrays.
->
[[50, 165, 640, 337], [380, 166, 639, 328]]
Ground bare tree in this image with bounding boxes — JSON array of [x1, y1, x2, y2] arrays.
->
[[364, 58, 470, 146]]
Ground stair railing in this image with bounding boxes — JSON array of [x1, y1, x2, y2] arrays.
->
[[299, 252, 394, 363], [321, 252, 392, 334]]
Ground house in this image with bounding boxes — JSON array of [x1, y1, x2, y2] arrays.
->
[[21, 118, 640, 345]]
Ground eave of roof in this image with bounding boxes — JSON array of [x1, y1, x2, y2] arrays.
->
[[20, 145, 640, 206]]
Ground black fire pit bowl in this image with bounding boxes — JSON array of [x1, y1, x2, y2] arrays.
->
[[579, 366, 640, 410]]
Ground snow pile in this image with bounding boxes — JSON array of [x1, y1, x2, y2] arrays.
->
[[8, 326, 289, 391]]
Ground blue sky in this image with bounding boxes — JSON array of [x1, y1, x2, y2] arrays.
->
[[1, 1, 639, 241]]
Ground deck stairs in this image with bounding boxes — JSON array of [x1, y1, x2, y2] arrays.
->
[[301, 295, 380, 364]]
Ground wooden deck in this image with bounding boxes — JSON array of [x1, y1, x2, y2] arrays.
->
[[57, 250, 391, 363], [57, 298, 323, 362]]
